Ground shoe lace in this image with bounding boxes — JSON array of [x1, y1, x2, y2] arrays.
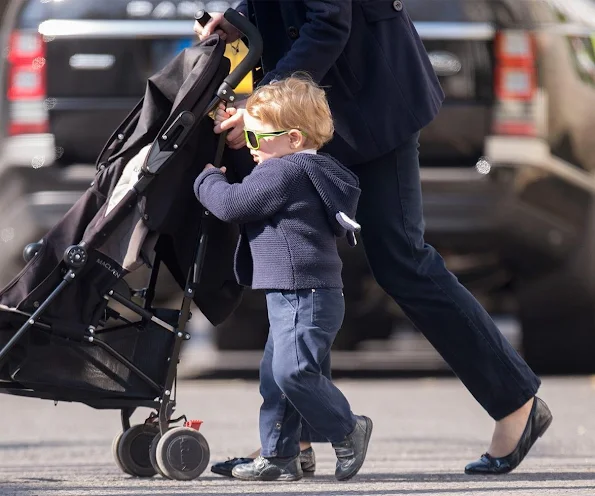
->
[[332, 439, 354, 459]]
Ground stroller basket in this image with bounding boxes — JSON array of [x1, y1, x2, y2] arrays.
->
[[4, 309, 177, 400], [0, 9, 263, 481]]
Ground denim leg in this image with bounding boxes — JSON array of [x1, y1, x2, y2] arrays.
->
[[263, 289, 356, 457], [260, 333, 329, 450], [300, 353, 332, 444], [351, 133, 540, 420], [258, 332, 297, 456]]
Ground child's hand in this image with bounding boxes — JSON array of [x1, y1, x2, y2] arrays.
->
[[204, 163, 227, 173], [213, 100, 247, 150], [213, 103, 232, 128]]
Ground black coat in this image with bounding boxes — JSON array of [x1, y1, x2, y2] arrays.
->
[[237, 0, 444, 165]]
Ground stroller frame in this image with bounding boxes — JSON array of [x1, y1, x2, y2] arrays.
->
[[0, 9, 263, 440]]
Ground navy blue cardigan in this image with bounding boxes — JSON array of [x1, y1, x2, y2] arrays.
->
[[194, 153, 360, 289]]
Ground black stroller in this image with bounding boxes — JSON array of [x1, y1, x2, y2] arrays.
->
[[0, 9, 262, 481]]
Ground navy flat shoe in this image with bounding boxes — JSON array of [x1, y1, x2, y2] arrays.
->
[[465, 397, 552, 475]]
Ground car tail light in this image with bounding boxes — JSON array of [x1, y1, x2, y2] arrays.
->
[[493, 30, 539, 136], [6, 31, 48, 136]]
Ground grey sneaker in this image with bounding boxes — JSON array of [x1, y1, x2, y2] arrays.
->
[[231, 455, 303, 481], [332, 415, 373, 481], [211, 447, 316, 477]]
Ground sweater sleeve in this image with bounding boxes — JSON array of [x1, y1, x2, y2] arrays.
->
[[194, 161, 296, 223]]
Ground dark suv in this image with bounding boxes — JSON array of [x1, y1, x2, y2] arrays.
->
[[3, 0, 595, 373]]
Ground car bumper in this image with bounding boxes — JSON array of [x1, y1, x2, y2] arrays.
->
[[1, 134, 57, 168], [0, 163, 94, 283], [420, 136, 592, 268]]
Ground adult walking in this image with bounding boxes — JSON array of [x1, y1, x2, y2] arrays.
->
[[195, 0, 552, 476]]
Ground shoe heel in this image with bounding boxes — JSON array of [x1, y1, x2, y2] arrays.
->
[[302, 470, 315, 478]]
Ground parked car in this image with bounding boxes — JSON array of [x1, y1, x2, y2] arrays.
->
[[3, 0, 595, 373]]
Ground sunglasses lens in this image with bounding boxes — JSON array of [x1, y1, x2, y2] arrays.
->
[[246, 131, 259, 149]]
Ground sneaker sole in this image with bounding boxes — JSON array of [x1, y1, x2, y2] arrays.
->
[[216, 465, 313, 479], [336, 417, 374, 481], [232, 471, 303, 482]]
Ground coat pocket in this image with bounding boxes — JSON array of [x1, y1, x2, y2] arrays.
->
[[310, 288, 345, 333]]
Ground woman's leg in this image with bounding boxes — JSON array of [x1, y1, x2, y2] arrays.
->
[[351, 133, 542, 457]]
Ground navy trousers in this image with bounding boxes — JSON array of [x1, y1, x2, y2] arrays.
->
[[350, 132, 540, 420], [259, 288, 356, 458]]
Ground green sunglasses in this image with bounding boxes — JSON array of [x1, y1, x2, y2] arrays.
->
[[244, 129, 306, 150]]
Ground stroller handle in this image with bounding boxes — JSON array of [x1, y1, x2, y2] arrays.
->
[[222, 9, 263, 92]]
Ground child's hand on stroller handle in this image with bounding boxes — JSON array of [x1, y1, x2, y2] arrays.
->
[[194, 11, 242, 43], [214, 103, 247, 150]]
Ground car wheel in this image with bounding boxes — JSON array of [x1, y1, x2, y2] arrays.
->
[[518, 205, 595, 374]]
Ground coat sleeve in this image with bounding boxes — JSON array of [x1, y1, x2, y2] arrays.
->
[[194, 162, 296, 224], [259, 0, 352, 86], [235, 1, 248, 17]]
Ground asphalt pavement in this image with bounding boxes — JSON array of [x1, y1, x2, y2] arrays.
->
[[1, 376, 595, 496]]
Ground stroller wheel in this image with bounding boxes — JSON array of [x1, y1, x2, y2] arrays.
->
[[149, 433, 166, 478], [112, 431, 133, 476], [116, 424, 160, 477], [155, 426, 210, 481]]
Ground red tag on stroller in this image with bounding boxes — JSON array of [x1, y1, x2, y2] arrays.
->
[[184, 420, 203, 431]]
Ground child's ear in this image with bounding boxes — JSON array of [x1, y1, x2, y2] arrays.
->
[[289, 129, 304, 147]]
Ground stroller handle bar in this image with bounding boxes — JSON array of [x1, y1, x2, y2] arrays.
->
[[222, 9, 263, 93]]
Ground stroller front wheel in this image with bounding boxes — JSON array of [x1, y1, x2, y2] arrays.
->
[[154, 426, 210, 481]]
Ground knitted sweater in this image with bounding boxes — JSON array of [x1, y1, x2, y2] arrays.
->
[[194, 152, 360, 290]]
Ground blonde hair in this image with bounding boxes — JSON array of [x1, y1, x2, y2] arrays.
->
[[245, 74, 334, 149]]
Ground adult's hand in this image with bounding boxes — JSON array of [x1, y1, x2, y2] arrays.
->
[[213, 101, 248, 150], [193, 12, 242, 43]]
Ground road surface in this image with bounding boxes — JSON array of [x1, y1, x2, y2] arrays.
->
[[1, 377, 594, 495]]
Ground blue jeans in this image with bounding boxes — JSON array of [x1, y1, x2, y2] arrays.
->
[[259, 288, 357, 458]]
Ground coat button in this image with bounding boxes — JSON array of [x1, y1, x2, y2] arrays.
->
[[288, 26, 299, 40], [392, 0, 403, 11], [281, 393, 286, 400], [275, 422, 282, 429]]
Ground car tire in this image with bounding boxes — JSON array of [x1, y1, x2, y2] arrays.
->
[[518, 204, 595, 374]]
